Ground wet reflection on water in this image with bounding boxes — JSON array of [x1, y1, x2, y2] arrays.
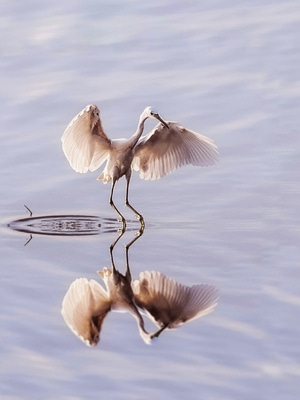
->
[[7, 213, 218, 348], [61, 227, 219, 347]]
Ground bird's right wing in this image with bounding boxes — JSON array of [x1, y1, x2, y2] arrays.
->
[[132, 271, 218, 329], [61, 104, 111, 173], [61, 278, 110, 346], [132, 271, 178, 327], [132, 122, 218, 180]]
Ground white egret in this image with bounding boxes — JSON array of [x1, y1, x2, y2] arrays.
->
[[61, 104, 218, 225], [61, 268, 218, 346]]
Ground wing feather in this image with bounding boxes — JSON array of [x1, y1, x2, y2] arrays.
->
[[61, 277, 111, 346], [132, 122, 218, 180], [132, 271, 218, 329], [61, 104, 111, 173]]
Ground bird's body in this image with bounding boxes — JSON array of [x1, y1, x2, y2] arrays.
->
[[97, 138, 135, 184], [61, 267, 152, 346], [61, 267, 218, 346], [62, 104, 218, 224]]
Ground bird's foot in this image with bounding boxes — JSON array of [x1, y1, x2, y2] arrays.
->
[[135, 214, 145, 227], [117, 216, 126, 229], [117, 224, 126, 234], [134, 230, 142, 238], [134, 224, 145, 238]]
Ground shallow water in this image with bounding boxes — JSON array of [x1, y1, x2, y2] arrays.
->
[[1, 1, 300, 399]]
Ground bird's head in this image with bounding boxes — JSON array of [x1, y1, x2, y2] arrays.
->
[[143, 106, 169, 128]]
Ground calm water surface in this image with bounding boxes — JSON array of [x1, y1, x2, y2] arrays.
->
[[1, 1, 300, 399]]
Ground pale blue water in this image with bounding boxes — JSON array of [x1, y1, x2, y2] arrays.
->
[[1, 1, 300, 399]]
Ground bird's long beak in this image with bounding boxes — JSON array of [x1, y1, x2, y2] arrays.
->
[[150, 323, 169, 339], [154, 113, 169, 129]]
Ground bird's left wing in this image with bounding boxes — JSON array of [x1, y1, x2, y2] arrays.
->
[[132, 271, 218, 329], [61, 278, 110, 346], [132, 122, 218, 180], [61, 104, 111, 173], [179, 283, 219, 324]]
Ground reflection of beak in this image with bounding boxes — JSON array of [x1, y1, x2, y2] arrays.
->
[[154, 113, 169, 129]]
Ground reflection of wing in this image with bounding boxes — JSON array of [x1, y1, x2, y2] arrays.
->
[[61, 278, 111, 346], [61, 104, 111, 173], [132, 122, 218, 180], [132, 271, 218, 329]]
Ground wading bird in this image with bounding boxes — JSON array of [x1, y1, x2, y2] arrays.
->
[[61, 104, 218, 225], [61, 261, 218, 346]]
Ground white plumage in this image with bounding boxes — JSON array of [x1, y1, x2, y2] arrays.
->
[[132, 271, 218, 332], [61, 104, 218, 225], [61, 268, 218, 346]]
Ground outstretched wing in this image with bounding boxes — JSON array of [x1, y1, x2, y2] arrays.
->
[[61, 278, 111, 346], [132, 122, 218, 180], [61, 104, 111, 173], [132, 271, 218, 329]]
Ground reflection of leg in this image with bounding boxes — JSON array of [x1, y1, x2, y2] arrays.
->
[[125, 174, 145, 227], [150, 323, 169, 339], [109, 180, 126, 227], [126, 225, 144, 250], [125, 247, 132, 283], [110, 228, 125, 254], [109, 230, 125, 285], [124, 225, 145, 281]]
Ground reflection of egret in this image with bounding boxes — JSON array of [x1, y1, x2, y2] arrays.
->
[[61, 230, 218, 346], [61, 104, 218, 225], [61, 230, 152, 346]]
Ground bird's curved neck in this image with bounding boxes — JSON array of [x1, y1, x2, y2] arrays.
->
[[131, 303, 151, 345], [128, 114, 148, 148]]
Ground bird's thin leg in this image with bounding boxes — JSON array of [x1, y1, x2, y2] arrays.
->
[[110, 179, 126, 228], [124, 247, 132, 283], [124, 225, 145, 282], [150, 323, 169, 339], [125, 173, 145, 226], [109, 232, 120, 285], [109, 245, 116, 271], [124, 226, 145, 281], [109, 225, 126, 273], [110, 228, 125, 254]]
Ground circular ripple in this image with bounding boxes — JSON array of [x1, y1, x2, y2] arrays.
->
[[8, 215, 106, 236]]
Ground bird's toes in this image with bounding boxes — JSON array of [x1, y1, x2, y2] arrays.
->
[[117, 226, 126, 233], [117, 216, 126, 225], [135, 214, 144, 223]]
